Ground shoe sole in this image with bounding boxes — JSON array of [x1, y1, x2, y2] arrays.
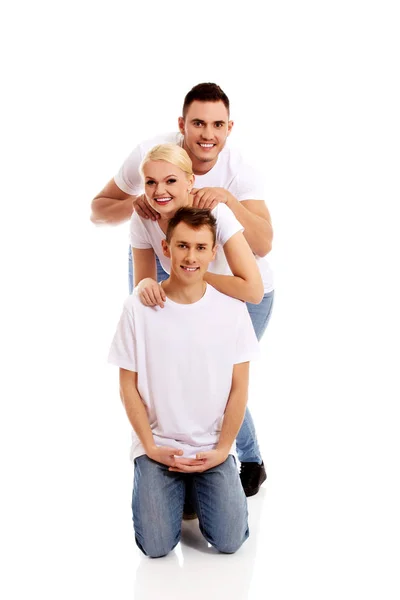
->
[[244, 471, 267, 497]]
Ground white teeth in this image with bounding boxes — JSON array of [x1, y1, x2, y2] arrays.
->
[[182, 266, 198, 271], [200, 143, 214, 148], [155, 197, 172, 203]]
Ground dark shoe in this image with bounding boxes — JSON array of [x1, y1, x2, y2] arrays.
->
[[182, 510, 198, 521], [182, 493, 197, 520], [182, 500, 197, 521], [240, 461, 267, 497]]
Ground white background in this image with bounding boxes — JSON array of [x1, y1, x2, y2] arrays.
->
[[1, 1, 399, 598]]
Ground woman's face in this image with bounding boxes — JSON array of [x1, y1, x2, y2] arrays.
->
[[143, 160, 194, 218]]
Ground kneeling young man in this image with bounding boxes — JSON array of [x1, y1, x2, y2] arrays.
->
[[108, 207, 259, 558]]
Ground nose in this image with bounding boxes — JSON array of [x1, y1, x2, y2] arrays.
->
[[185, 247, 197, 263], [201, 125, 213, 140], [154, 182, 165, 195]]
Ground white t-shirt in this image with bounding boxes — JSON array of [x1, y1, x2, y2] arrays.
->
[[130, 203, 243, 276], [108, 284, 260, 461], [115, 132, 273, 293]]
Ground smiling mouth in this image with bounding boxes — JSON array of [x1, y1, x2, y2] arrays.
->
[[180, 266, 200, 272], [154, 197, 172, 204], [198, 143, 215, 149]]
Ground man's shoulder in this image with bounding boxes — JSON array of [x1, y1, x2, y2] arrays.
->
[[222, 143, 263, 176], [212, 143, 261, 182], [216, 142, 243, 170], [121, 293, 138, 315]]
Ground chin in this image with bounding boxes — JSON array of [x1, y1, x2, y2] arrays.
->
[[177, 271, 203, 283], [151, 205, 175, 217]]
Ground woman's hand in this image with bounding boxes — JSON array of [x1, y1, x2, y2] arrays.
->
[[137, 278, 166, 308]]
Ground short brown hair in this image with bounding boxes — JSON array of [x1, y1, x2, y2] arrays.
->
[[166, 207, 217, 246], [182, 83, 230, 118]]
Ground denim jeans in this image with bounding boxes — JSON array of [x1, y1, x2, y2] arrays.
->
[[237, 290, 274, 463], [132, 454, 249, 557], [128, 250, 274, 463]]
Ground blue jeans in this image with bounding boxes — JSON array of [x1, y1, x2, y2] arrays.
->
[[129, 251, 274, 463], [132, 454, 249, 557], [236, 290, 274, 463]]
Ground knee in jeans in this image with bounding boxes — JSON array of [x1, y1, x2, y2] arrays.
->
[[213, 526, 249, 554], [146, 546, 172, 559], [138, 537, 177, 559], [215, 538, 245, 554]]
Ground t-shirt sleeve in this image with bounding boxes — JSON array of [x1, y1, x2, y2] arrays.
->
[[130, 211, 153, 249], [108, 300, 138, 372], [114, 144, 144, 195], [234, 303, 260, 364], [214, 203, 244, 247], [229, 163, 266, 202]]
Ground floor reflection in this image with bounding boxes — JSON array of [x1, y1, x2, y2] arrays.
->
[[133, 488, 267, 600]]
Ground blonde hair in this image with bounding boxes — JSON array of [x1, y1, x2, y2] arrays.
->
[[140, 143, 193, 179]]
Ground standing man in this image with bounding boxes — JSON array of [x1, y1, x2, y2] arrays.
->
[[108, 208, 259, 557], [92, 83, 273, 497]]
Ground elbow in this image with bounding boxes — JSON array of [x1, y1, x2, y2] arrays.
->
[[264, 235, 273, 256], [256, 225, 273, 257], [256, 240, 272, 258], [90, 213, 101, 225], [90, 198, 101, 225], [256, 231, 273, 257], [247, 281, 264, 305], [251, 292, 265, 305], [90, 196, 112, 225]]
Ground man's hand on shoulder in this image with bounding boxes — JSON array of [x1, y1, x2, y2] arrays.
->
[[169, 448, 229, 473], [133, 194, 160, 220], [191, 187, 234, 211]]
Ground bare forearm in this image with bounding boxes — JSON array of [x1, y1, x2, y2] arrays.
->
[[204, 272, 263, 304], [226, 195, 273, 257], [91, 196, 134, 225], [217, 386, 248, 453], [120, 375, 155, 454]]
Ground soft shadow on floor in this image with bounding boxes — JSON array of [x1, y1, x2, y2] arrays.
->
[[180, 518, 217, 553], [133, 488, 267, 600]]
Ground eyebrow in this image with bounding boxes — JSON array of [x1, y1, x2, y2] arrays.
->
[[175, 240, 210, 245], [145, 174, 178, 180], [190, 119, 226, 125]]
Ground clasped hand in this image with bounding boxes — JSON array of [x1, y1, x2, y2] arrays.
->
[[147, 445, 228, 473]]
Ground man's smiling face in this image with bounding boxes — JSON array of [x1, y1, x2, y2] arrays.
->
[[178, 100, 233, 171], [162, 221, 217, 284]]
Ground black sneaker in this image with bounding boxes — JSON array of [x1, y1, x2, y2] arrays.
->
[[182, 489, 197, 520], [240, 461, 267, 497], [182, 499, 197, 520]]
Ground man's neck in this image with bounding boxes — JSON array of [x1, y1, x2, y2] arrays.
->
[[161, 276, 206, 305], [182, 141, 218, 176]]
